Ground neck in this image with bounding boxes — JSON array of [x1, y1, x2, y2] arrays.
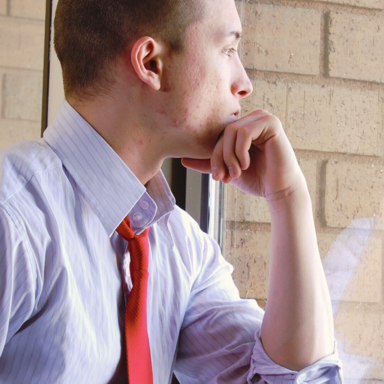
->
[[67, 95, 166, 186]]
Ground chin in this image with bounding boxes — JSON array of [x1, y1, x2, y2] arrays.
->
[[185, 141, 215, 160]]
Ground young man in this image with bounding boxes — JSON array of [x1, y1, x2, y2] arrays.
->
[[0, 0, 342, 383]]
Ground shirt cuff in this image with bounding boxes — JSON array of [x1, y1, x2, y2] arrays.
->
[[247, 329, 343, 383]]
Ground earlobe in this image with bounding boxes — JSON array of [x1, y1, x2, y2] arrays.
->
[[131, 37, 163, 91]]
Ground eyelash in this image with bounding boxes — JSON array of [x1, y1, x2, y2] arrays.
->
[[223, 48, 237, 56]]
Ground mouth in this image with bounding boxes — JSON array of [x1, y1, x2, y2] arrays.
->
[[229, 110, 240, 122], [216, 111, 241, 143], [231, 110, 241, 119]]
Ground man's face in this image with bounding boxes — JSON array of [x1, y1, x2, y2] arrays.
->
[[158, 0, 253, 159]]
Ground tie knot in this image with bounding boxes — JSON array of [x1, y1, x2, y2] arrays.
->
[[116, 216, 149, 242], [116, 215, 150, 272]]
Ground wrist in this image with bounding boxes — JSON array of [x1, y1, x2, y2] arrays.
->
[[266, 176, 311, 214]]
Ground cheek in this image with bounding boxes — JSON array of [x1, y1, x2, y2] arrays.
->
[[166, 61, 229, 130]]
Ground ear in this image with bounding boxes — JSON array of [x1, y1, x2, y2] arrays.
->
[[131, 37, 164, 91]]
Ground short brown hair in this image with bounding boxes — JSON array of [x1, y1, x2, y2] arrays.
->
[[54, 0, 203, 99]]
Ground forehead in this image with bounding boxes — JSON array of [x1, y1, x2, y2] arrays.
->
[[194, 0, 242, 40]]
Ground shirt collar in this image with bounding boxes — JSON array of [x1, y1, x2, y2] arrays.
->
[[43, 100, 175, 237]]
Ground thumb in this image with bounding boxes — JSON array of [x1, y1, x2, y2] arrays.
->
[[181, 158, 212, 174]]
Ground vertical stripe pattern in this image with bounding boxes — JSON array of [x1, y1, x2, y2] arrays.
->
[[0, 101, 342, 383]]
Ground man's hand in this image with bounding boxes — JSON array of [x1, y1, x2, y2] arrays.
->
[[182, 110, 305, 199]]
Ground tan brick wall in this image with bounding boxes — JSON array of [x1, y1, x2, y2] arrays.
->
[[325, 161, 384, 229], [10, 0, 46, 20], [329, 12, 384, 83], [0, 0, 6, 16], [225, 0, 384, 380], [0, 3, 45, 150], [321, 0, 384, 9], [3, 73, 43, 121], [240, 3, 321, 75], [223, 229, 271, 299], [287, 84, 383, 156]]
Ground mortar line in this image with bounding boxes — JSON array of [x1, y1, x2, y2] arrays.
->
[[239, 0, 384, 17], [319, 160, 328, 227], [323, 12, 331, 77], [245, 68, 384, 90], [1, 74, 5, 119]]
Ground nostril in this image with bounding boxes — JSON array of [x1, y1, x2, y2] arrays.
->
[[238, 90, 248, 97]]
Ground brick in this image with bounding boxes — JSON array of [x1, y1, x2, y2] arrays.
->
[[222, 229, 270, 299], [286, 83, 383, 156], [329, 12, 384, 83], [318, 232, 381, 303], [3, 72, 43, 121], [0, 16, 44, 70], [224, 159, 317, 223], [0, 0, 6, 16], [240, 79, 286, 122], [10, 0, 46, 20], [345, 381, 384, 384], [224, 184, 270, 223], [239, 3, 321, 75], [334, 303, 384, 379], [0, 118, 41, 149], [321, 0, 384, 9], [325, 161, 384, 229]]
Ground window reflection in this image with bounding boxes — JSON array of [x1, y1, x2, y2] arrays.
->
[[217, 1, 384, 382]]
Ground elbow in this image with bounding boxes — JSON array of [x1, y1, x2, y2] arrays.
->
[[261, 335, 334, 372]]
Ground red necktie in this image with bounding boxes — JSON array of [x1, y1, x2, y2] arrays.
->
[[116, 216, 153, 384]]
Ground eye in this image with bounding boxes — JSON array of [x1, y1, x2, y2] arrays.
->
[[223, 48, 237, 57]]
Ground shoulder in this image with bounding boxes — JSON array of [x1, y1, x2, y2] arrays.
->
[[167, 205, 205, 243], [167, 205, 222, 261], [0, 139, 62, 204], [168, 205, 202, 232]]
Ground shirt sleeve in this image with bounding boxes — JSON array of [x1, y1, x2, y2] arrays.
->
[[0, 203, 37, 355], [248, 331, 343, 383], [174, 230, 343, 384]]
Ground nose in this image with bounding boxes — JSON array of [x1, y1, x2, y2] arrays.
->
[[231, 63, 253, 99]]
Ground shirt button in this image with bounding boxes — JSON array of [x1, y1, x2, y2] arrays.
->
[[132, 212, 143, 222], [140, 200, 150, 210]]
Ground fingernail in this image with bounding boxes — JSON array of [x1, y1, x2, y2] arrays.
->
[[211, 167, 218, 179]]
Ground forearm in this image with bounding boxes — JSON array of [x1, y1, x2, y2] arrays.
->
[[261, 176, 334, 371]]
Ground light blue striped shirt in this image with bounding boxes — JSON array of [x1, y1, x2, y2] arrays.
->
[[0, 101, 342, 383]]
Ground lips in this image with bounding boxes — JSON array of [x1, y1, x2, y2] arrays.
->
[[231, 109, 241, 119], [229, 111, 240, 123]]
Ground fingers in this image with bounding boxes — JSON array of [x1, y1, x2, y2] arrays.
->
[[181, 158, 212, 173], [181, 156, 232, 182], [211, 110, 282, 182], [184, 110, 283, 184], [210, 138, 231, 181], [234, 126, 252, 170], [211, 125, 247, 182], [222, 125, 242, 179]]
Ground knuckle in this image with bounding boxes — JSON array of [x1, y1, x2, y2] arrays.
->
[[250, 108, 269, 116], [224, 122, 238, 133], [268, 114, 282, 125], [237, 125, 249, 137], [211, 153, 222, 167], [223, 152, 237, 165]]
